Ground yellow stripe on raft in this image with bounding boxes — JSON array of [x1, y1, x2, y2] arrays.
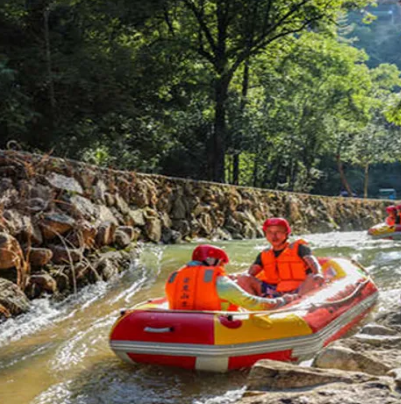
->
[[214, 313, 313, 345]]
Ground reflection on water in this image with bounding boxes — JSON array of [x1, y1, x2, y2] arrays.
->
[[0, 232, 401, 404]]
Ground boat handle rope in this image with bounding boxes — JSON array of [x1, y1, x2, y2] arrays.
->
[[128, 283, 372, 318], [128, 276, 374, 318], [306, 278, 371, 310]]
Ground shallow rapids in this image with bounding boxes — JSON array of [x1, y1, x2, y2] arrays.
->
[[1, 231, 400, 404]]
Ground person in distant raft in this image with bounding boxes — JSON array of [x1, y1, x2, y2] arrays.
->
[[165, 244, 297, 312], [236, 218, 324, 297], [395, 204, 401, 225], [385, 206, 398, 226]]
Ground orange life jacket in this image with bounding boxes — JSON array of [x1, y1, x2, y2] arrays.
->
[[165, 264, 234, 311], [257, 239, 309, 292], [386, 216, 395, 226]]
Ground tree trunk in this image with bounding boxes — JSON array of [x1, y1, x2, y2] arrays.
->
[[269, 157, 282, 189], [336, 154, 353, 196], [364, 163, 369, 199], [233, 58, 250, 185], [213, 77, 228, 182], [211, 0, 229, 183], [253, 145, 260, 187], [43, 6, 55, 110]]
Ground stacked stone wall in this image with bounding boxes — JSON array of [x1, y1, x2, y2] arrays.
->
[[0, 150, 390, 318]]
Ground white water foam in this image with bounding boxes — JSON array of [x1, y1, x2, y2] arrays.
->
[[192, 387, 246, 404]]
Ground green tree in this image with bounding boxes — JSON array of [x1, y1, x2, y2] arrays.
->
[[161, 0, 372, 182], [346, 121, 401, 198]]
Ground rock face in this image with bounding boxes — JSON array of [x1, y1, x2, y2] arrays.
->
[[0, 149, 389, 321]]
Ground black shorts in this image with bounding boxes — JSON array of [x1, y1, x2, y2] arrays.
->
[[260, 282, 281, 298], [261, 282, 299, 297]]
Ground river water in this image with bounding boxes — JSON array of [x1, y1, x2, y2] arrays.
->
[[1, 231, 401, 404]]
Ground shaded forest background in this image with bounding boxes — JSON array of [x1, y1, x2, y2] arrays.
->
[[1, 0, 401, 198]]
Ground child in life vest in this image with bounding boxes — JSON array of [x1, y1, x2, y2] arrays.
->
[[236, 218, 324, 297]]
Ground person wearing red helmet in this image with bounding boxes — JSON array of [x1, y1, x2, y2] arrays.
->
[[385, 206, 398, 226], [237, 218, 323, 297], [165, 244, 297, 311]]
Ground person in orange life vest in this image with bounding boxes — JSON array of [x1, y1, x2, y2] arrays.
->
[[385, 206, 398, 226], [395, 204, 401, 225], [236, 218, 324, 297], [165, 244, 298, 312]]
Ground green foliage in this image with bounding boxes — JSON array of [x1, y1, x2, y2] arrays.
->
[[0, 0, 400, 197]]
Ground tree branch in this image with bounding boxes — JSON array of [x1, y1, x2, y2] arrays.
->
[[163, 5, 175, 36], [182, 0, 217, 54], [228, 14, 323, 78]]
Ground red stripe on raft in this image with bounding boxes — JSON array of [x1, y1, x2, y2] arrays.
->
[[111, 311, 215, 345], [127, 353, 196, 369], [323, 308, 373, 347], [228, 350, 296, 370]]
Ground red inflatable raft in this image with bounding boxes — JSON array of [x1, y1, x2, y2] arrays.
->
[[109, 257, 378, 372]]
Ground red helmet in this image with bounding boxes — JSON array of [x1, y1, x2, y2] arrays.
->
[[386, 206, 397, 213], [262, 217, 291, 234], [192, 245, 229, 264], [396, 204, 401, 210]]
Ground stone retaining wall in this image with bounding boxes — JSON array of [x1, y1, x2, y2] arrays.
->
[[0, 149, 390, 318]]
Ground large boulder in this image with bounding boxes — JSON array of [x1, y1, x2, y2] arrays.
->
[[46, 172, 83, 194], [313, 345, 391, 376], [39, 213, 75, 240], [67, 221, 97, 249], [69, 195, 98, 219], [145, 217, 162, 243], [95, 251, 125, 281], [0, 232, 24, 271], [25, 272, 58, 299], [96, 205, 119, 225], [126, 208, 145, 227], [171, 195, 188, 219], [0, 278, 30, 317], [240, 379, 399, 404], [3, 209, 35, 240], [95, 221, 116, 247], [247, 359, 374, 391], [49, 245, 82, 264], [25, 248, 53, 267]]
